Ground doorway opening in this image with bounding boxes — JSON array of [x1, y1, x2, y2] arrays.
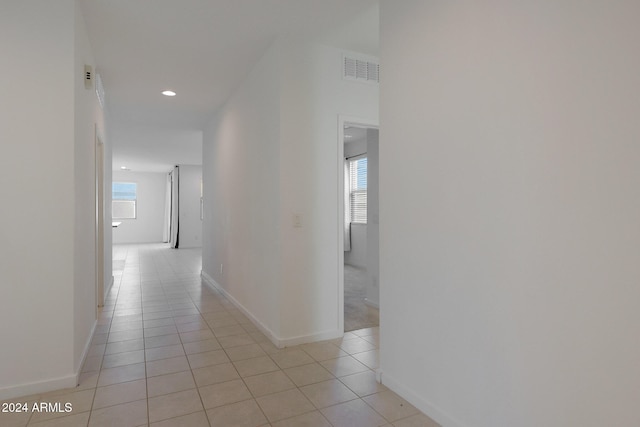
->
[[338, 117, 379, 333]]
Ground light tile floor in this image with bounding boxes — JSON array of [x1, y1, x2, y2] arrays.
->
[[2, 244, 440, 427]]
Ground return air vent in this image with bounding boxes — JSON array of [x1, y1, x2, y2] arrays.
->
[[343, 55, 379, 84], [84, 65, 93, 89]]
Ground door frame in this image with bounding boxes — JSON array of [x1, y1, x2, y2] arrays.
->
[[337, 115, 379, 333], [95, 127, 105, 309]]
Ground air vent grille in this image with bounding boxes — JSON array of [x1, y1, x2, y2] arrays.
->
[[343, 55, 379, 84]]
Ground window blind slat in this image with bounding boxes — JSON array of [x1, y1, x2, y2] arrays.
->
[[349, 157, 367, 224]]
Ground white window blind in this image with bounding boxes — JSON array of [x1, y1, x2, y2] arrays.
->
[[349, 156, 367, 224]]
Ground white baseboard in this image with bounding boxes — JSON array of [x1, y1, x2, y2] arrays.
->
[[380, 370, 467, 427], [278, 328, 343, 348], [105, 275, 114, 298], [0, 375, 77, 401], [0, 319, 98, 401], [75, 320, 97, 385], [201, 270, 281, 347], [200, 270, 343, 348]]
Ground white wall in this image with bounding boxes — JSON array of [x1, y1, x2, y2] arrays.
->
[[177, 165, 202, 248], [203, 39, 282, 339], [278, 41, 379, 341], [73, 0, 103, 373], [0, 0, 103, 399], [202, 38, 379, 345], [379, 2, 640, 426], [112, 171, 166, 244]]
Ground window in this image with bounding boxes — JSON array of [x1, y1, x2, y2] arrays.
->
[[349, 156, 367, 224], [112, 182, 137, 219]]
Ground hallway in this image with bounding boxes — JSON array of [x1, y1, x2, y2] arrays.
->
[[4, 244, 437, 427]]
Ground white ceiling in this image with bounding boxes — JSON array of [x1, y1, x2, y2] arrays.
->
[[80, 0, 379, 173]]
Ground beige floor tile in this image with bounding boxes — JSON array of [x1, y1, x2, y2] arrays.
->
[[108, 321, 143, 333], [270, 349, 314, 369], [145, 344, 185, 362], [233, 356, 280, 377], [143, 318, 175, 329], [179, 329, 215, 343], [300, 379, 359, 409], [172, 308, 200, 317], [363, 391, 420, 423], [0, 408, 31, 427], [149, 411, 210, 427], [108, 329, 144, 343], [88, 399, 147, 427], [192, 362, 240, 387], [93, 379, 146, 409], [271, 410, 332, 427], [249, 331, 271, 343], [217, 334, 256, 349], [104, 339, 144, 355], [29, 389, 95, 423], [146, 355, 190, 377], [320, 356, 369, 377], [336, 337, 377, 355], [283, 363, 335, 387], [392, 413, 441, 427], [361, 334, 380, 347], [76, 372, 100, 391], [148, 389, 203, 423], [243, 370, 296, 397], [174, 314, 206, 325], [27, 411, 90, 427], [144, 334, 181, 349], [143, 311, 174, 321], [339, 371, 387, 397], [351, 349, 379, 370], [144, 325, 179, 338], [101, 349, 145, 369], [147, 371, 196, 398], [224, 343, 267, 361], [320, 398, 387, 427], [300, 379, 358, 409], [87, 344, 106, 358], [256, 388, 315, 423], [301, 342, 348, 361], [212, 324, 246, 338], [20, 245, 437, 427], [176, 321, 208, 333], [183, 338, 222, 355], [81, 356, 102, 373], [206, 399, 267, 427], [91, 333, 108, 345], [186, 349, 229, 369], [258, 340, 286, 355], [330, 331, 360, 344], [351, 327, 379, 338], [97, 363, 146, 387], [199, 379, 252, 409]]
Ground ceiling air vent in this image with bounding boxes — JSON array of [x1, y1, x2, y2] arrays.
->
[[343, 55, 379, 84]]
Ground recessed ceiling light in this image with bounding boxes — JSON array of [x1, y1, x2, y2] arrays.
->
[[162, 90, 176, 97], [120, 166, 127, 169]]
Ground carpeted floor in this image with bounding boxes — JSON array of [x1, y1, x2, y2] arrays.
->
[[344, 264, 379, 332]]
